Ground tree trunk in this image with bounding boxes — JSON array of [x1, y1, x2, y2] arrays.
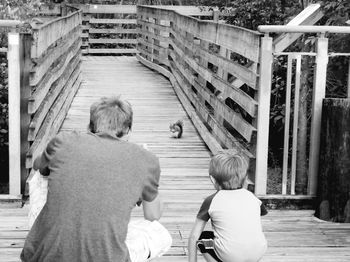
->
[[315, 98, 350, 222]]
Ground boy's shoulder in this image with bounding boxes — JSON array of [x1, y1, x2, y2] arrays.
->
[[203, 191, 219, 203]]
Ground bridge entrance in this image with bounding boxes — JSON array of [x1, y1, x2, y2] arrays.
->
[[1, 3, 350, 200]]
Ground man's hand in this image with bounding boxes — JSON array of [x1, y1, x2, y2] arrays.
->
[[142, 194, 162, 221]]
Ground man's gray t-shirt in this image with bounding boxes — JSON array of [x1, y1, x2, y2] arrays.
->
[[21, 131, 160, 262]]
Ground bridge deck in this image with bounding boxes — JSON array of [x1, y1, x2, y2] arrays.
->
[[1, 57, 350, 261]]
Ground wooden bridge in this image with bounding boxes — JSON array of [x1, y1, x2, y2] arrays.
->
[[1, 3, 350, 262]]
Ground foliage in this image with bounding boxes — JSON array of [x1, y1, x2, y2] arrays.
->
[[320, 0, 350, 98], [0, 0, 43, 20]]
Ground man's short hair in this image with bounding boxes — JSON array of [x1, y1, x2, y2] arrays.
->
[[89, 96, 133, 137], [209, 151, 248, 190]]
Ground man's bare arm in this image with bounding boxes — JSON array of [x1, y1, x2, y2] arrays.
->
[[142, 194, 162, 221]]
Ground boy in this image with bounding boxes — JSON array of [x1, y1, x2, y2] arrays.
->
[[188, 151, 268, 262]]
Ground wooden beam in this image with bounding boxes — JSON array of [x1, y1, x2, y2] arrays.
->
[[87, 4, 136, 14], [19, 34, 32, 194], [31, 11, 81, 59], [255, 35, 273, 196], [308, 36, 329, 196], [88, 39, 137, 44], [290, 56, 302, 195], [282, 55, 293, 195], [87, 48, 138, 54], [8, 32, 21, 196], [89, 18, 137, 24], [89, 28, 138, 34], [272, 4, 323, 53], [0, 20, 21, 27], [348, 60, 350, 98]]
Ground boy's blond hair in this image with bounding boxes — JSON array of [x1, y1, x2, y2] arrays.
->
[[209, 151, 248, 190]]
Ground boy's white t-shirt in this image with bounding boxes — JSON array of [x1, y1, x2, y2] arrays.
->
[[197, 189, 267, 262]]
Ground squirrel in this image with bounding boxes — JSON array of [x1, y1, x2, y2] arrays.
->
[[169, 120, 184, 138]]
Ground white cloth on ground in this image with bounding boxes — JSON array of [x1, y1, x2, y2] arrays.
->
[[126, 219, 172, 262]]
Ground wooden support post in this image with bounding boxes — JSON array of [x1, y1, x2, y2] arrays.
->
[[282, 55, 293, 195], [61, 2, 68, 16], [316, 98, 350, 222], [255, 34, 273, 196], [347, 59, 350, 98], [8, 32, 21, 196], [19, 34, 32, 195], [213, 10, 219, 23], [290, 55, 302, 195], [308, 36, 328, 196]]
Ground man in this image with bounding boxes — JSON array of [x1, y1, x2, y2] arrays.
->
[[21, 96, 172, 262]]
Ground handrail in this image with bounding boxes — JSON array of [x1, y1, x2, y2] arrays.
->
[[31, 10, 81, 30], [139, 5, 261, 36], [258, 25, 350, 34], [0, 20, 21, 28]]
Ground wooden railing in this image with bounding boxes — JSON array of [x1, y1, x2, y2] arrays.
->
[[136, 4, 346, 197], [137, 5, 263, 189], [5, 4, 350, 199], [77, 4, 217, 55], [1, 9, 83, 197], [80, 4, 138, 54], [258, 25, 350, 196], [26, 10, 83, 173]]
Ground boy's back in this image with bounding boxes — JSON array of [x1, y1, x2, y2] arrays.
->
[[198, 189, 267, 262]]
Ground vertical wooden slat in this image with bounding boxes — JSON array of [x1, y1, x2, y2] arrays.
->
[[282, 55, 293, 195], [255, 35, 273, 196], [347, 59, 350, 98], [8, 32, 21, 196], [19, 34, 32, 193], [213, 10, 219, 22], [290, 55, 302, 195], [308, 36, 329, 195]]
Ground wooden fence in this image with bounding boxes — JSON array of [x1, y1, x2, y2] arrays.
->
[[5, 4, 350, 198], [259, 24, 350, 196], [77, 4, 218, 55], [137, 5, 263, 189], [80, 5, 138, 54], [26, 10, 83, 173], [135, 4, 349, 196], [1, 8, 83, 196]]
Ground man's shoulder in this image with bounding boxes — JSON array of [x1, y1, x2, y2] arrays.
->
[[126, 142, 158, 162], [51, 130, 82, 144]]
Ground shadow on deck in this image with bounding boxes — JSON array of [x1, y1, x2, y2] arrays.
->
[[1, 57, 350, 262]]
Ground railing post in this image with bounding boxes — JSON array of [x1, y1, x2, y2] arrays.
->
[[60, 2, 68, 16], [8, 31, 21, 196], [347, 59, 350, 98], [255, 34, 273, 195], [213, 10, 219, 23], [308, 35, 328, 195]]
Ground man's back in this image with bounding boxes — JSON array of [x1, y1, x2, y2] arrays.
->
[[21, 131, 160, 262]]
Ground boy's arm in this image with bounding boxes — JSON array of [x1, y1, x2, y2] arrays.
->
[[188, 218, 207, 262]]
